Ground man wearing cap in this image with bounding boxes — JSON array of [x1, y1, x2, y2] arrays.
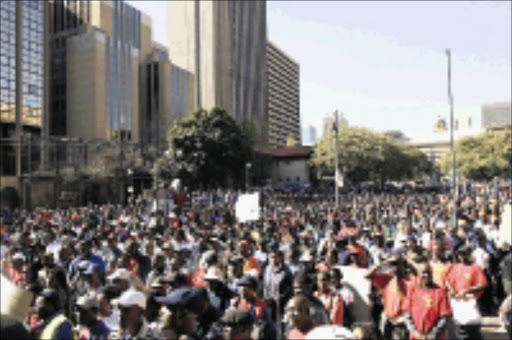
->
[[107, 269, 132, 294], [112, 289, 158, 340], [231, 276, 271, 325], [220, 308, 255, 340], [8, 252, 26, 286], [35, 289, 76, 340], [445, 246, 487, 340], [75, 294, 110, 340], [156, 287, 203, 339]]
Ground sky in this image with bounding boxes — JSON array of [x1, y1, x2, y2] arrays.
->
[[127, 0, 511, 139]]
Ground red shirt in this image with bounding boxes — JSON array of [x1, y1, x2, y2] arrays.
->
[[373, 273, 411, 319], [404, 282, 452, 339], [235, 297, 267, 320], [315, 290, 344, 325], [445, 264, 487, 298]]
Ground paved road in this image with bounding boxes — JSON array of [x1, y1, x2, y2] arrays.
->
[[482, 316, 508, 340]]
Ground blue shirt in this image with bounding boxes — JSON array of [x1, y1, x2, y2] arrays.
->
[[89, 320, 110, 340], [55, 320, 73, 340]]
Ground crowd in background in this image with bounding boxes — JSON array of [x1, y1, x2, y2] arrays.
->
[[1, 185, 511, 340]]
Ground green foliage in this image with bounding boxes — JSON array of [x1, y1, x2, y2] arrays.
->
[[439, 130, 512, 181], [286, 136, 300, 147], [311, 126, 431, 184], [155, 107, 253, 189]]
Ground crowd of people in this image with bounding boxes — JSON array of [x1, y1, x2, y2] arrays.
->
[[0, 185, 511, 340]]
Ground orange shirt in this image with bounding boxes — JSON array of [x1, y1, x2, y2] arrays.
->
[[445, 264, 487, 298], [244, 256, 261, 275]]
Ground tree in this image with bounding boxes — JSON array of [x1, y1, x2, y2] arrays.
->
[[311, 126, 431, 185], [439, 130, 512, 181], [286, 136, 300, 147], [155, 107, 253, 189]]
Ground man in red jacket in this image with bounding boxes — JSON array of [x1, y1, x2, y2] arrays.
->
[[404, 261, 452, 340]]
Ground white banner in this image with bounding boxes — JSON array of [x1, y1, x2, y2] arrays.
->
[[235, 192, 261, 223], [500, 203, 512, 245], [1, 274, 33, 323]]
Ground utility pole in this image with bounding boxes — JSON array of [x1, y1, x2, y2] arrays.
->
[[194, 0, 201, 111], [15, 1, 23, 184], [446, 49, 457, 229], [333, 110, 339, 207]]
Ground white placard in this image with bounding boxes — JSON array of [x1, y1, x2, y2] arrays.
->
[[1, 274, 33, 323], [500, 203, 512, 245], [236, 192, 261, 223]]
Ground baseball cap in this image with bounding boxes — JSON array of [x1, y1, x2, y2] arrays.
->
[[220, 308, 254, 326], [155, 287, 203, 314], [117, 289, 146, 309], [76, 294, 99, 310], [299, 252, 313, 262], [108, 268, 131, 282], [204, 266, 223, 281], [236, 275, 258, 290], [12, 253, 26, 262]]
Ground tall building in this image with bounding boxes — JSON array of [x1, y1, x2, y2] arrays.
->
[[267, 41, 300, 148], [168, 0, 268, 144], [482, 102, 511, 131], [1, 0, 46, 176], [48, 0, 153, 141], [302, 126, 317, 146], [143, 42, 195, 154]]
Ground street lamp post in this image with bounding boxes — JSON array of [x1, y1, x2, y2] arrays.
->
[[332, 110, 339, 207], [245, 162, 252, 192], [446, 49, 457, 229]]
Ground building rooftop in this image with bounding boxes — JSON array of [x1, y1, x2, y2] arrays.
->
[[255, 146, 312, 158]]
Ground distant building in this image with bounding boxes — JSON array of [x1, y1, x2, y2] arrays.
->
[[168, 0, 268, 145], [322, 113, 348, 138], [383, 130, 409, 143], [482, 102, 511, 131], [302, 126, 317, 146], [267, 41, 300, 148]]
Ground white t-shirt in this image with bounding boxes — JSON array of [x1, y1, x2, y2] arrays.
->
[[473, 247, 490, 271]]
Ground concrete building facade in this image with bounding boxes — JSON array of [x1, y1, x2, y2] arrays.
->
[[168, 0, 268, 144], [267, 41, 300, 148], [482, 102, 511, 131], [48, 0, 152, 141], [66, 30, 139, 140]]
